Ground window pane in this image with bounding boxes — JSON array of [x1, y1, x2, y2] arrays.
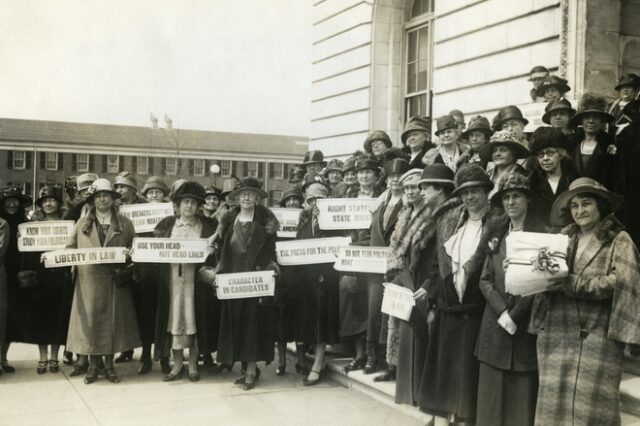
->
[[77, 154, 89, 172], [221, 160, 232, 176], [407, 62, 417, 93], [13, 151, 25, 169], [418, 59, 429, 91], [166, 158, 177, 175], [411, 0, 426, 17], [194, 159, 205, 176], [107, 155, 119, 173], [137, 156, 148, 175], [247, 162, 258, 178], [418, 26, 429, 61], [408, 31, 417, 63]]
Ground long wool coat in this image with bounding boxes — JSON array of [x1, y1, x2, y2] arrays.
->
[[66, 211, 141, 355], [152, 215, 219, 360], [528, 159, 579, 225], [0, 218, 10, 345], [530, 214, 640, 426], [616, 116, 640, 247], [569, 129, 618, 190]]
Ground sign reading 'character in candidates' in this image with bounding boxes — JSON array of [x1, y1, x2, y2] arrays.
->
[[17, 220, 75, 252], [119, 203, 175, 234], [216, 270, 276, 300], [130, 238, 209, 263], [316, 198, 378, 230]]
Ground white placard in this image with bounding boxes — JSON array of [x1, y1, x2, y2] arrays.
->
[[275, 237, 351, 266], [333, 246, 392, 274], [381, 283, 415, 321], [271, 207, 302, 238], [17, 221, 75, 252], [130, 238, 209, 263], [517, 102, 548, 132], [316, 198, 378, 230], [216, 270, 275, 300], [43, 247, 127, 268], [119, 202, 174, 233]]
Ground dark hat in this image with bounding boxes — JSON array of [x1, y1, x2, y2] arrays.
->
[[569, 93, 614, 127], [478, 130, 531, 163], [615, 73, 640, 91], [490, 172, 536, 207], [342, 156, 358, 173], [86, 178, 121, 202], [452, 164, 493, 196], [203, 184, 222, 198], [363, 130, 393, 153], [221, 177, 241, 196], [288, 165, 306, 184], [383, 158, 411, 177], [492, 105, 529, 131], [529, 127, 572, 154], [114, 171, 138, 191], [141, 176, 169, 196], [354, 157, 380, 174], [417, 163, 455, 188], [528, 65, 550, 81], [0, 186, 33, 207], [301, 173, 330, 193], [325, 159, 344, 174], [35, 185, 63, 207], [461, 115, 493, 139], [226, 177, 268, 202], [171, 181, 206, 204], [302, 150, 327, 167], [434, 115, 458, 136], [536, 75, 571, 97], [279, 187, 304, 207], [542, 99, 576, 124], [401, 116, 431, 145], [550, 177, 622, 226], [381, 147, 410, 165]]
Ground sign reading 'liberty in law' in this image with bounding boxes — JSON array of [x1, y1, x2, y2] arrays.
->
[[17, 220, 75, 252], [43, 247, 127, 268], [130, 238, 209, 263], [215, 270, 275, 300]]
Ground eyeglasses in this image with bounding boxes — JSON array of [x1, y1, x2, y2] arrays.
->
[[537, 149, 559, 159]]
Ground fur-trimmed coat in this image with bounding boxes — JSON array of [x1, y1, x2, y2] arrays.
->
[[531, 214, 640, 426], [422, 141, 469, 172]]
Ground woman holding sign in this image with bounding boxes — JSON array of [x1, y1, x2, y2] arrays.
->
[[214, 177, 280, 391], [65, 179, 140, 385]]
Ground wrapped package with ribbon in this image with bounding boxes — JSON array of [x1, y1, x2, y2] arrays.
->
[[504, 231, 569, 296]]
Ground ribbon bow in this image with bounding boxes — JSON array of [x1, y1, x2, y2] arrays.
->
[[530, 247, 565, 275]]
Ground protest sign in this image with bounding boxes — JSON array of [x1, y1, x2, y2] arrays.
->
[[275, 237, 351, 266], [333, 246, 391, 274], [271, 207, 302, 238], [130, 238, 209, 263], [316, 198, 378, 230], [43, 247, 127, 268], [381, 283, 415, 321], [18, 220, 75, 252], [216, 270, 275, 300], [119, 202, 174, 233]]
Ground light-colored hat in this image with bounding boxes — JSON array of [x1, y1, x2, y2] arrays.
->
[[86, 178, 121, 201], [550, 177, 622, 226], [114, 171, 138, 191], [76, 173, 99, 192], [400, 168, 422, 186]]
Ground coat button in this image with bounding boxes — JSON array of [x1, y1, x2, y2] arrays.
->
[[318, 274, 324, 283]]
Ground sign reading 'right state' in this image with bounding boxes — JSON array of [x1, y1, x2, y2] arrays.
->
[[316, 198, 378, 230]]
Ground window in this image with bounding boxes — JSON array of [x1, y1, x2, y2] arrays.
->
[[136, 156, 149, 175], [220, 160, 232, 177], [270, 163, 285, 179], [246, 162, 258, 178], [270, 190, 283, 206], [193, 159, 205, 176], [76, 154, 89, 172], [7, 181, 31, 195], [45, 152, 58, 170], [107, 155, 120, 174], [165, 157, 177, 175], [405, 0, 434, 119], [12, 151, 26, 169]]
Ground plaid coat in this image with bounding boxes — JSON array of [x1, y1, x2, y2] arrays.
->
[[530, 214, 640, 426]]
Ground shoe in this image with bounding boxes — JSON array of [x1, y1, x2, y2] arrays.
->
[[49, 360, 60, 373], [295, 363, 309, 375], [137, 361, 152, 375], [105, 368, 120, 383], [97, 358, 106, 377], [84, 368, 99, 384], [1, 363, 16, 373], [114, 350, 133, 363], [343, 357, 366, 373], [188, 369, 200, 382], [163, 366, 185, 382], [363, 356, 378, 375], [201, 353, 214, 368], [63, 352, 74, 366], [302, 368, 324, 386], [242, 368, 260, 390], [210, 363, 232, 374], [37, 361, 48, 374], [160, 357, 171, 375], [275, 365, 286, 376], [373, 369, 396, 382], [70, 364, 89, 377], [233, 374, 246, 385]]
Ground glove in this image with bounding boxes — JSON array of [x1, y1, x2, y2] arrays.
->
[[497, 310, 517, 335]]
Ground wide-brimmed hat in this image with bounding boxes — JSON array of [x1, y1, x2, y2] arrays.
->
[[114, 171, 138, 191], [35, 185, 63, 207], [301, 173, 329, 193], [434, 115, 458, 136], [86, 178, 121, 202], [279, 187, 304, 207], [354, 157, 380, 174], [221, 177, 241, 196], [550, 177, 622, 226], [418, 163, 455, 188], [615, 73, 640, 91], [536, 75, 571, 97], [461, 115, 493, 140], [401, 116, 431, 144], [141, 176, 169, 196], [226, 177, 268, 202], [304, 179, 330, 201], [342, 156, 358, 174], [452, 164, 493, 196], [400, 168, 422, 186], [529, 127, 572, 154], [492, 106, 529, 131], [363, 130, 392, 153], [490, 172, 536, 207], [302, 150, 327, 167], [171, 181, 206, 204], [478, 130, 530, 163], [76, 173, 99, 192], [528, 65, 550, 81], [203, 184, 222, 199], [542, 99, 576, 124], [325, 159, 344, 174], [569, 93, 615, 127], [0, 186, 33, 207], [383, 158, 411, 177]]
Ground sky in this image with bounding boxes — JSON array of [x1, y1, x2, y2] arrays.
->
[[0, 0, 311, 136]]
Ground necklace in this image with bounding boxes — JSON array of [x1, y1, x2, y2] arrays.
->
[[510, 223, 524, 232]]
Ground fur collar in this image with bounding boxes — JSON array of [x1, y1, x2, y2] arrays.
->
[[561, 213, 625, 244], [154, 214, 217, 238], [422, 142, 466, 166], [216, 204, 279, 241]]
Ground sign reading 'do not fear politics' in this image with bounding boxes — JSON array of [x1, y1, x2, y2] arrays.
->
[[43, 247, 127, 268], [275, 237, 351, 266], [216, 270, 275, 300], [119, 202, 175, 234], [316, 198, 378, 230], [333, 246, 392, 274], [18, 220, 75, 252], [131, 238, 209, 263]]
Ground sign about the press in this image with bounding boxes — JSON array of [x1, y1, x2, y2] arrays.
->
[[271, 208, 302, 238], [333, 246, 392, 274], [130, 238, 209, 263], [316, 198, 378, 230], [275, 237, 351, 266], [43, 247, 127, 268], [216, 270, 275, 300], [18, 220, 75, 252], [381, 283, 415, 321], [119, 202, 174, 233]]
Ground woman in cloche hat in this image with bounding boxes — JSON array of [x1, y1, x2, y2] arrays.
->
[[479, 129, 529, 196], [532, 178, 640, 424]]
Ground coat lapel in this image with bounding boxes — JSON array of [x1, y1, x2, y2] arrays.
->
[[103, 217, 121, 247], [569, 233, 605, 276], [245, 221, 266, 270]]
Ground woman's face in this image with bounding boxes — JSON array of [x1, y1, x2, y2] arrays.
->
[[544, 87, 562, 103], [581, 113, 604, 134], [501, 119, 525, 140], [3, 197, 20, 215], [327, 171, 342, 185], [146, 188, 165, 203], [550, 110, 571, 129], [114, 184, 135, 203], [93, 192, 114, 212], [403, 182, 421, 205], [537, 148, 562, 173], [284, 197, 301, 208], [204, 194, 220, 211], [501, 190, 529, 222], [420, 183, 442, 206], [41, 197, 60, 215], [238, 190, 258, 209], [343, 171, 357, 185], [620, 85, 638, 102], [370, 140, 388, 157], [468, 131, 488, 151], [406, 131, 427, 152], [570, 194, 601, 231], [179, 197, 199, 218], [306, 163, 323, 175], [439, 129, 459, 146], [357, 168, 377, 188], [492, 145, 515, 167], [387, 173, 402, 194], [460, 187, 489, 216]]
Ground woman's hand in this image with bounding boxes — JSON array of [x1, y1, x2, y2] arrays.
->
[[413, 288, 428, 301], [497, 310, 517, 335], [502, 257, 510, 273]]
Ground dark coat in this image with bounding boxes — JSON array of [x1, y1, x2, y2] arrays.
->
[[215, 204, 280, 364], [0, 218, 10, 345], [569, 129, 618, 189], [528, 158, 579, 225], [152, 215, 219, 360], [616, 118, 640, 247], [403, 145, 431, 170], [2, 208, 27, 343]]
